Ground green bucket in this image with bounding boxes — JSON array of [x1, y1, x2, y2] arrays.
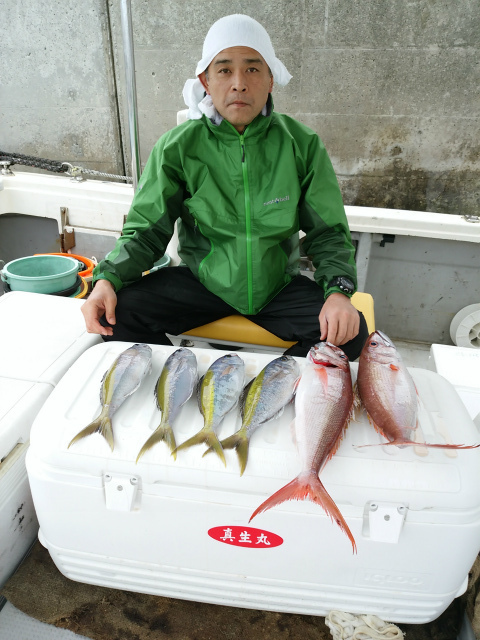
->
[[1, 255, 81, 294]]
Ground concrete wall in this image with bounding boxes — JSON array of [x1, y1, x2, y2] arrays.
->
[[1, 0, 124, 176], [2, 0, 479, 214]]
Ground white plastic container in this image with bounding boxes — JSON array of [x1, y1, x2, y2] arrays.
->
[[0, 291, 101, 588], [27, 342, 480, 624], [430, 344, 480, 427]]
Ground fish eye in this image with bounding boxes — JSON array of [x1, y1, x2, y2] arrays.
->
[[339, 354, 346, 359], [370, 341, 378, 347]]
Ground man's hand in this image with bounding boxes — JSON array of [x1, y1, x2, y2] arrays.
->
[[81, 279, 117, 336], [319, 292, 360, 346]]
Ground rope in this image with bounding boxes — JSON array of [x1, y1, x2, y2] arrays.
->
[[72, 165, 133, 182], [325, 611, 405, 640], [0, 150, 65, 173], [0, 150, 132, 182]]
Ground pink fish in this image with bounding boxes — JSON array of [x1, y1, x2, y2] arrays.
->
[[250, 342, 357, 553], [357, 330, 479, 450]]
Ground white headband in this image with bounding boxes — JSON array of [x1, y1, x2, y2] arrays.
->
[[182, 14, 292, 120]]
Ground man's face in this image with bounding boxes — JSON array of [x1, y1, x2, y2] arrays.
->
[[199, 46, 274, 134]]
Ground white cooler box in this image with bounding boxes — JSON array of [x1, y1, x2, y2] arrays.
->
[[430, 344, 480, 427], [26, 342, 480, 624], [0, 291, 101, 588]]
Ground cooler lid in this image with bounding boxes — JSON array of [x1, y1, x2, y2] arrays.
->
[[0, 291, 101, 384], [430, 344, 480, 391], [29, 342, 480, 518], [0, 377, 53, 460], [430, 344, 480, 420]]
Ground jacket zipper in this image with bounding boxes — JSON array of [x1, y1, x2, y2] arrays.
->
[[239, 133, 253, 314]]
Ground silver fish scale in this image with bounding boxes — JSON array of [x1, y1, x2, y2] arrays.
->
[[242, 357, 300, 436], [200, 354, 245, 430], [294, 363, 353, 472], [367, 355, 417, 437], [373, 364, 416, 413], [157, 348, 197, 422], [101, 344, 152, 415]]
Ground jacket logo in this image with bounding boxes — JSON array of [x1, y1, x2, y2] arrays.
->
[[263, 196, 290, 206]]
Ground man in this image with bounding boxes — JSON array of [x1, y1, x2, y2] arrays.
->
[[82, 14, 368, 359]]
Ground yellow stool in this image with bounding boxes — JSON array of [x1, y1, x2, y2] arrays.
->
[[351, 291, 375, 334], [183, 291, 375, 350]]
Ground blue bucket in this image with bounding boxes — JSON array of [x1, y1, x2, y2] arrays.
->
[[1, 255, 81, 294], [142, 253, 171, 275]]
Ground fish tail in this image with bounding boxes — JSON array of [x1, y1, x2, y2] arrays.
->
[[386, 440, 479, 450], [425, 442, 480, 450], [136, 423, 177, 463], [249, 472, 357, 554], [68, 412, 114, 451], [357, 440, 480, 450], [217, 431, 249, 476], [175, 429, 226, 466]]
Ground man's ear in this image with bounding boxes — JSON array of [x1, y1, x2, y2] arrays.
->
[[199, 71, 210, 94], [269, 75, 274, 93]]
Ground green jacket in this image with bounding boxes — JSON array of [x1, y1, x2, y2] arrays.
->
[[93, 105, 357, 315]]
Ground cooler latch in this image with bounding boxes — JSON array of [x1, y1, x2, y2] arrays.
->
[[363, 501, 407, 543], [104, 473, 139, 511]]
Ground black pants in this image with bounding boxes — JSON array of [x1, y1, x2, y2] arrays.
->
[[101, 267, 368, 360]]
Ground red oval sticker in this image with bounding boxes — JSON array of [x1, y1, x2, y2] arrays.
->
[[208, 525, 283, 548]]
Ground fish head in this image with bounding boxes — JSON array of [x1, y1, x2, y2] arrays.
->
[[132, 343, 153, 354], [215, 353, 245, 372], [261, 356, 301, 391], [128, 343, 153, 373], [307, 342, 350, 371], [130, 343, 153, 362], [173, 347, 192, 357], [270, 355, 301, 377], [165, 347, 197, 370], [203, 353, 245, 388], [360, 331, 402, 366]]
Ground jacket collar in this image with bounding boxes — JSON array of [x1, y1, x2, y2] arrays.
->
[[204, 95, 274, 141]]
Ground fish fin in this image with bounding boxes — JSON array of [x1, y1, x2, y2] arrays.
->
[[390, 364, 400, 371], [269, 405, 287, 421], [384, 439, 480, 450], [99, 369, 108, 405], [293, 375, 301, 393], [249, 472, 357, 554], [200, 431, 227, 466], [317, 366, 329, 389], [153, 373, 163, 411], [239, 379, 255, 417], [356, 437, 480, 449], [68, 412, 114, 451], [366, 414, 382, 434], [327, 428, 347, 459], [136, 423, 177, 463], [195, 375, 205, 413], [217, 431, 249, 476], [327, 406, 354, 460], [175, 429, 226, 466], [352, 382, 363, 419]]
